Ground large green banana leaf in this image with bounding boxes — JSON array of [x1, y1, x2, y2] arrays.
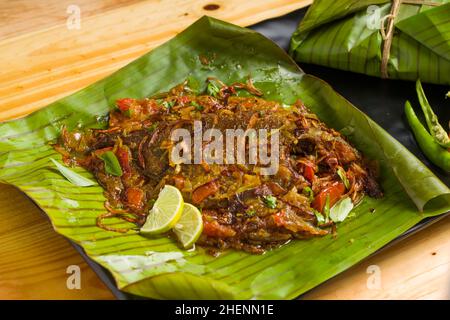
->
[[1, 17, 449, 300], [290, 0, 450, 85]]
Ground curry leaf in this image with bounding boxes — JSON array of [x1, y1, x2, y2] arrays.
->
[[50, 158, 95, 187], [99, 151, 123, 176]]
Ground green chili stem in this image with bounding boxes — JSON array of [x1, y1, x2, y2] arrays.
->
[[416, 79, 450, 148], [405, 101, 450, 173]]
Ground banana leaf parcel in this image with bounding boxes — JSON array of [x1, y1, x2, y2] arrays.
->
[[1, 17, 450, 299], [290, 0, 450, 85]]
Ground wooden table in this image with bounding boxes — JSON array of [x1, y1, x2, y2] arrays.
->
[[0, 0, 449, 300]]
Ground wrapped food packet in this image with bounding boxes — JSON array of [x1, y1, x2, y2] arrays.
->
[[289, 0, 450, 85]]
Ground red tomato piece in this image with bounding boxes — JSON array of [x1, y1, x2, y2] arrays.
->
[[178, 96, 191, 105], [126, 187, 144, 209], [116, 98, 135, 112], [273, 211, 286, 227], [303, 164, 315, 182], [312, 182, 345, 213]]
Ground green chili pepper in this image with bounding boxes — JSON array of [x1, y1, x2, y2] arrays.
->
[[416, 80, 450, 148], [405, 101, 450, 172], [313, 209, 326, 225], [337, 167, 350, 189]]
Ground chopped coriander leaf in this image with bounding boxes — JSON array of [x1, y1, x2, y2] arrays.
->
[[302, 186, 314, 202], [262, 195, 277, 209], [123, 109, 133, 118], [207, 81, 220, 97], [191, 101, 204, 111], [245, 209, 256, 217], [162, 100, 175, 109], [146, 122, 159, 132]]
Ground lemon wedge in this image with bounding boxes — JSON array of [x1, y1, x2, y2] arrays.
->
[[173, 203, 203, 248], [140, 185, 184, 235]]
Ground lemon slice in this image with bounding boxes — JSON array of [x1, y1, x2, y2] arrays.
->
[[173, 203, 203, 248], [140, 185, 184, 235]]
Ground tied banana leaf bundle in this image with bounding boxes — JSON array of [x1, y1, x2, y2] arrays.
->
[[290, 0, 450, 85], [1, 17, 450, 299]]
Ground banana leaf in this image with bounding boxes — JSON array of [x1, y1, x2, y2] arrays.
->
[[290, 0, 450, 85], [0, 16, 449, 300]]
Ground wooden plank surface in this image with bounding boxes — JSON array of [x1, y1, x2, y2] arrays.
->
[[0, 184, 113, 299], [0, 0, 449, 300], [0, 0, 311, 120]]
